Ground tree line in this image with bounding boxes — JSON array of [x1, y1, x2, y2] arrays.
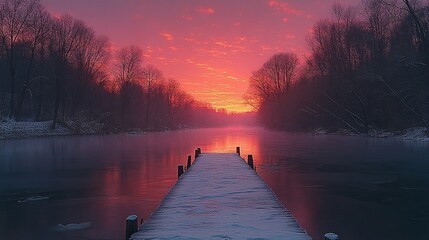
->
[[0, 0, 245, 131], [247, 0, 429, 133]]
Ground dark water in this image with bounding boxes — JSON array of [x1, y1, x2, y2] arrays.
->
[[1, 127, 428, 240]]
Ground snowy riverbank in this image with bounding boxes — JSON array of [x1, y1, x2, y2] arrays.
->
[[1, 119, 428, 141], [313, 127, 429, 142], [0, 119, 104, 139]]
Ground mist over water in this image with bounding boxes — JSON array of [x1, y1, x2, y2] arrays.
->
[[1, 127, 428, 240]]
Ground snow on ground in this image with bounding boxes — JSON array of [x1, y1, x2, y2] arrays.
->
[[132, 153, 311, 240], [368, 127, 429, 141], [0, 119, 104, 139], [400, 127, 429, 141], [313, 127, 429, 142], [0, 120, 72, 139], [1, 119, 427, 142]]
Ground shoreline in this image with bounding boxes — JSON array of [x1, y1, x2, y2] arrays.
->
[[0, 119, 145, 140], [310, 127, 429, 142], [1, 120, 428, 142]]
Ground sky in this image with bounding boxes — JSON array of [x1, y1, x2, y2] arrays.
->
[[40, 0, 360, 113]]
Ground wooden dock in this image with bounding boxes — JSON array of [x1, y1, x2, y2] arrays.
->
[[129, 149, 311, 240]]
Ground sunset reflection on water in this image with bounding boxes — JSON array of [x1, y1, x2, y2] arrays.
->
[[202, 127, 261, 162], [1, 127, 428, 240]]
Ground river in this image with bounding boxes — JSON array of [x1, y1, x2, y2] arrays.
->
[[1, 127, 428, 240]]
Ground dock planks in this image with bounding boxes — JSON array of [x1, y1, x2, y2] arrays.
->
[[131, 153, 311, 240]]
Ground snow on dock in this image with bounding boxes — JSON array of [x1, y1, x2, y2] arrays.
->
[[131, 153, 311, 240]]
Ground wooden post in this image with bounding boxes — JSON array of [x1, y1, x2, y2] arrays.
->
[[247, 155, 254, 169], [178, 165, 184, 178], [187, 155, 192, 169], [125, 215, 138, 240], [194, 148, 199, 159], [195, 148, 201, 159], [324, 233, 339, 240], [236, 147, 240, 156]]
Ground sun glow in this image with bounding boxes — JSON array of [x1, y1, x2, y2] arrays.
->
[[40, 0, 358, 113]]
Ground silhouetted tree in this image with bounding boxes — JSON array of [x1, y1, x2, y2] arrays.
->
[[0, 0, 41, 118], [246, 52, 299, 128], [142, 65, 162, 129], [112, 45, 143, 123], [246, 52, 299, 109], [15, 4, 51, 120], [0, 0, 238, 131], [49, 15, 88, 128], [249, 0, 429, 132], [70, 29, 110, 115]]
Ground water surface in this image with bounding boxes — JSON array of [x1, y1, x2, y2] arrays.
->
[[1, 127, 428, 240]]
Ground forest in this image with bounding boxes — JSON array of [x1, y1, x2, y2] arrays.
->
[[247, 0, 429, 134], [0, 0, 251, 132], [2, 0, 429, 135]]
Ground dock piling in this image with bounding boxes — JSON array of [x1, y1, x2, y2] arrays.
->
[[178, 165, 184, 178], [195, 147, 201, 159], [125, 215, 138, 240], [236, 147, 240, 156], [187, 155, 192, 169], [247, 154, 254, 169], [324, 233, 339, 240]]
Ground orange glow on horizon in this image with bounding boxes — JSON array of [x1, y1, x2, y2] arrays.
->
[[202, 127, 262, 158], [41, 0, 359, 113]]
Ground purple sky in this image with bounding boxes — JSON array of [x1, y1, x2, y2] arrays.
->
[[41, 0, 360, 112]]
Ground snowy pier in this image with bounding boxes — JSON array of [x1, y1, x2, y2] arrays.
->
[[130, 149, 311, 240]]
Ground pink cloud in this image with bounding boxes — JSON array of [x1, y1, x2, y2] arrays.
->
[[268, 0, 302, 16], [260, 45, 272, 51], [146, 46, 154, 53], [196, 6, 215, 15], [184, 37, 201, 44], [160, 32, 174, 41]]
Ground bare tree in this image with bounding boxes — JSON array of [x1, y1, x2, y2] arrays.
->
[[15, 4, 51, 120], [402, 0, 429, 60], [112, 45, 144, 120], [165, 78, 179, 123], [246, 52, 299, 110], [306, 3, 373, 132], [363, 0, 394, 70], [0, 0, 212, 131], [113, 45, 143, 86], [50, 14, 87, 128], [262, 53, 299, 96], [161, 78, 196, 127], [71, 27, 110, 115], [142, 65, 162, 129], [0, 0, 41, 118], [245, 68, 274, 110]]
